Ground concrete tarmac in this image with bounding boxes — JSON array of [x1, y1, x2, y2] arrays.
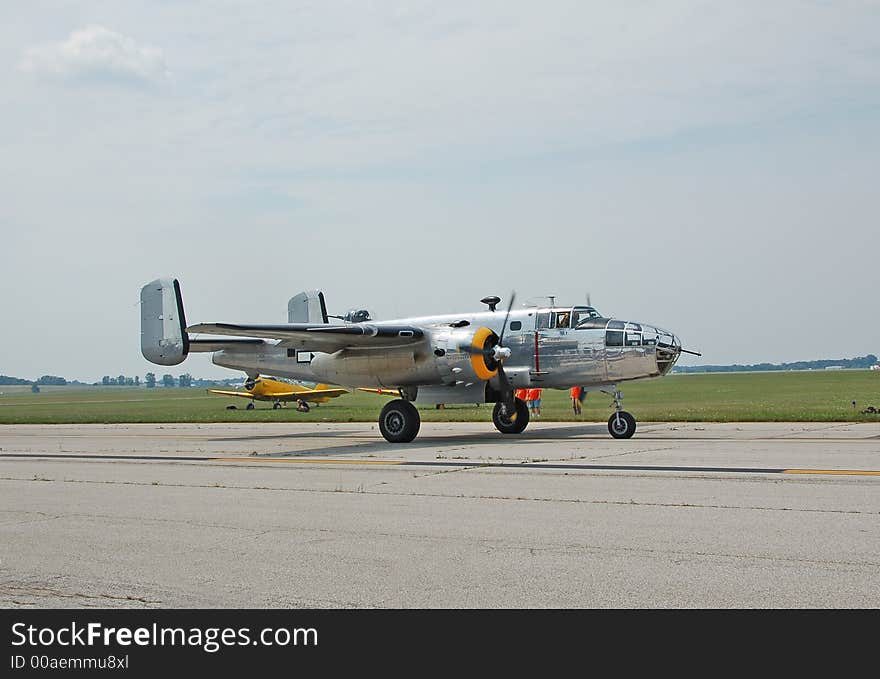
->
[[1, 421, 878, 608]]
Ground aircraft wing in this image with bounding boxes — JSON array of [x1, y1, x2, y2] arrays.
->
[[187, 323, 425, 352], [268, 388, 350, 401], [207, 389, 258, 399]]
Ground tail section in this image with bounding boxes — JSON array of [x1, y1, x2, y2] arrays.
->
[[288, 290, 328, 324], [140, 278, 189, 365]]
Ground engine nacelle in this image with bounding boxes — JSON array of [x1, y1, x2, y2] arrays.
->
[[308, 325, 505, 389], [429, 325, 501, 386]]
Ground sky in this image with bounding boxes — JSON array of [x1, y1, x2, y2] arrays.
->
[[2, 1, 878, 382]]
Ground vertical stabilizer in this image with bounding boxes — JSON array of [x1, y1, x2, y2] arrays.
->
[[140, 278, 189, 365], [288, 290, 328, 324]]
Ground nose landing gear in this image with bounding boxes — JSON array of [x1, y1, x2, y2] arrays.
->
[[605, 388, 636, 439]]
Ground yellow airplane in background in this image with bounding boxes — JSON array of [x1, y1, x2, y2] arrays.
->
[[209, 376, 348, 411]]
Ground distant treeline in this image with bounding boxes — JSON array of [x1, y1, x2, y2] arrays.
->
[[0, 375, 71, 386], [675, 355, 878, 373], [1, 373, 242, 388]]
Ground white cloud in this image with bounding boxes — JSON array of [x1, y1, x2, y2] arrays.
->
[[20, 26, 168, 83]]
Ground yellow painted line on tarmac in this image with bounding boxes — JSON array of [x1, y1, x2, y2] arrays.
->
[[212, 457, 403, 465], [756, 436, 880, 445], [643, 437, 880, 443], [783, 469, 880, 476]]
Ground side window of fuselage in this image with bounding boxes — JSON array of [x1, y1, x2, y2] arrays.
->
[[625, 322, 642, 346], [606, 320, 624, 347], [536, 312, 551, 330]]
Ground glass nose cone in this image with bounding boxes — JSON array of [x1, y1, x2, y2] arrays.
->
[[655, 329, 681, 375]]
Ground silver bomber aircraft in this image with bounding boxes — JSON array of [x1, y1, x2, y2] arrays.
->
[[141, 278, 696, 443]]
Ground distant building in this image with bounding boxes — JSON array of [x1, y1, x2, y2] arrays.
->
[[870, 364, 880, 371], [824, 366, 844, 370]]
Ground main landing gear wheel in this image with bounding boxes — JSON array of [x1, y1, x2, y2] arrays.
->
[[246, 402, 255, 410], [493, 398, 529, 434], [379, 399, 421, 443], [608, 411, 636, 439]]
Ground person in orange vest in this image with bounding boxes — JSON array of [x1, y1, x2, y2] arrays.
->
[[570, 386, 583, 415], [514, 388, 528, 404], [527, 387, 542, 416]]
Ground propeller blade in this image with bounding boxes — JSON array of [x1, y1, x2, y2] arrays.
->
[[497, 290, 516, 346], [495, 291, 518, 409], [680, 348, 702, 356]]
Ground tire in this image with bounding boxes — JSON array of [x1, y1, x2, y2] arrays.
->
[[272, 402, 282, 410], [378, 399, 421, 443], [246, 402, 255, 410], [493, 398, 529, 434], [608, 411, 636, 439]]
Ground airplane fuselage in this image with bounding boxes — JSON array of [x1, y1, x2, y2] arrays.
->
[[211, 306, 681, 404]]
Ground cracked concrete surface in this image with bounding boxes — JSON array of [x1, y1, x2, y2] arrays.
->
[[0, 422, 878, 608]]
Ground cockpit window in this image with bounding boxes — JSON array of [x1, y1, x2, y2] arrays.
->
[[554, 311, 571, 328], [575, 317, 608, 329], [572, 307, 601, 327], [536, 312, 551, 330]]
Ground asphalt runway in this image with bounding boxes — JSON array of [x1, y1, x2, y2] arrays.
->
[[1, 421, 878, 608]]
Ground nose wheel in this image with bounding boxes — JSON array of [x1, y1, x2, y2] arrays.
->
[[605, 388, 636, 439], [608, 411, 636, 438]]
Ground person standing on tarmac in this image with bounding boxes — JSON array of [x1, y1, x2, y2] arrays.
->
[[527, 387, 542, 416], [570, 386, 583, 415]]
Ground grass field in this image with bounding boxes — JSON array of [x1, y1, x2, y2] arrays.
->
[[1, 371, 878, 424]]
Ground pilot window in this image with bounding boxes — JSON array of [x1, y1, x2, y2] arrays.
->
[[572, 307, 601, 327], [575, 317, 607, 330], [536, 312, 551, 330], [554, 311, 571, 329]]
